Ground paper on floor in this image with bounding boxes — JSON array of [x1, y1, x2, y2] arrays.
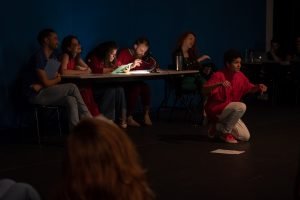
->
[[210, 149, 245, 155]]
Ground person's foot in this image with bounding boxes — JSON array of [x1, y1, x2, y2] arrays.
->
[[219, 133, 238, 144], [119, 117, 127, 128], [144, 113, 152, 126], [208, 123, 216, 139], [119, 121, 127, 129], [127, 116, 141, 127]]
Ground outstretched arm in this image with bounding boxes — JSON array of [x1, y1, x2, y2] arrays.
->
[[197, 55, 211, 63], [248, 84, 268, 94]]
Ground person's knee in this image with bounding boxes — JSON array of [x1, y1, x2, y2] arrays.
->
[[236, 102, 246, 113], [66, 83, 80, 93], [69, 83, 76, 88], [239, 132, 250, 141], [65, 96, 77, 106], [65, 83, 77, 89]]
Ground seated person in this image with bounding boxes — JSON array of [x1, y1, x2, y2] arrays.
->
[[266, 39, 292, 65], [22, 29, 91, 130], [86, 41, 128, 128], [117, 37, 159, 127], [60, 35, 101, 117], [203, 49, 267, 143], [172, 32, 213, 122], [173, 31, 213, 92], [56, 117, 154, 200], [266, 38, 282, 62]]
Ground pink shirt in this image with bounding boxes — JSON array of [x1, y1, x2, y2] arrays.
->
[[204, 68, 255, 120]]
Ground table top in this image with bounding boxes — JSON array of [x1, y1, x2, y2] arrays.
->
[[61, 69, 199, 80]]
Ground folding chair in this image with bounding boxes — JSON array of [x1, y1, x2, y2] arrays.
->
[[33, 104, 62, 145]]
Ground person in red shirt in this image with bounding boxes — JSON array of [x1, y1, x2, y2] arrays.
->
[[117, 37, 158, 127], [203, 49, 267, 143], [60, 35, 101, 117], [86, 41, 130, 128]]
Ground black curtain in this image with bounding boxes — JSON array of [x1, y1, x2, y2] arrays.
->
[[273, 0, 300, 50]]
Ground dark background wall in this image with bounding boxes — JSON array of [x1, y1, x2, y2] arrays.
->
[[0, 0, 266, 128], [273, 0, 300, 50]]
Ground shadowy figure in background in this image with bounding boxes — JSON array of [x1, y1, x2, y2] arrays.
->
[[56, 117, 154, 200], [266, 38, 293, 65], [203, 49, 267, 144], [266, 38, 282, 63]]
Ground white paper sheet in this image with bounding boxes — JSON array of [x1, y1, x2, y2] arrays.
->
[[210, 149, 245, 155]]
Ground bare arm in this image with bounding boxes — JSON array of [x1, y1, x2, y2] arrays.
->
[[197, 55, 211, 63], [77, 58, 93, 73], [102, 67, 115, 74]]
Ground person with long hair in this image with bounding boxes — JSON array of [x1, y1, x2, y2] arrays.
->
[[173, 31, 213, 91], [117, 37, 158, 127], [172, 32, 213, 123], [58, 117, 154, 200], [86, 41, 128, 128], [60, 35, 101, 117]]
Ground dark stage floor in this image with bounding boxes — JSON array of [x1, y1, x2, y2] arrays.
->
[[1, 102, 300, 200]]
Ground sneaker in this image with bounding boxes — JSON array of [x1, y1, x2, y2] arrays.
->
[[207, 123, 216, 139], [144, 113, 152, 126], [219, 133, 238, 144], [127, 116, 141, 127]]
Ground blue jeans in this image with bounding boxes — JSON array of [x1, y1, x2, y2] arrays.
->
[[29, 83, 92, 129], [94, 86, 126, 122]]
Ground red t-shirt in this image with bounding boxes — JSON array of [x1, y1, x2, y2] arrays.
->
[[204, 68, 255, 120], [117, 48, 157, 70]]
